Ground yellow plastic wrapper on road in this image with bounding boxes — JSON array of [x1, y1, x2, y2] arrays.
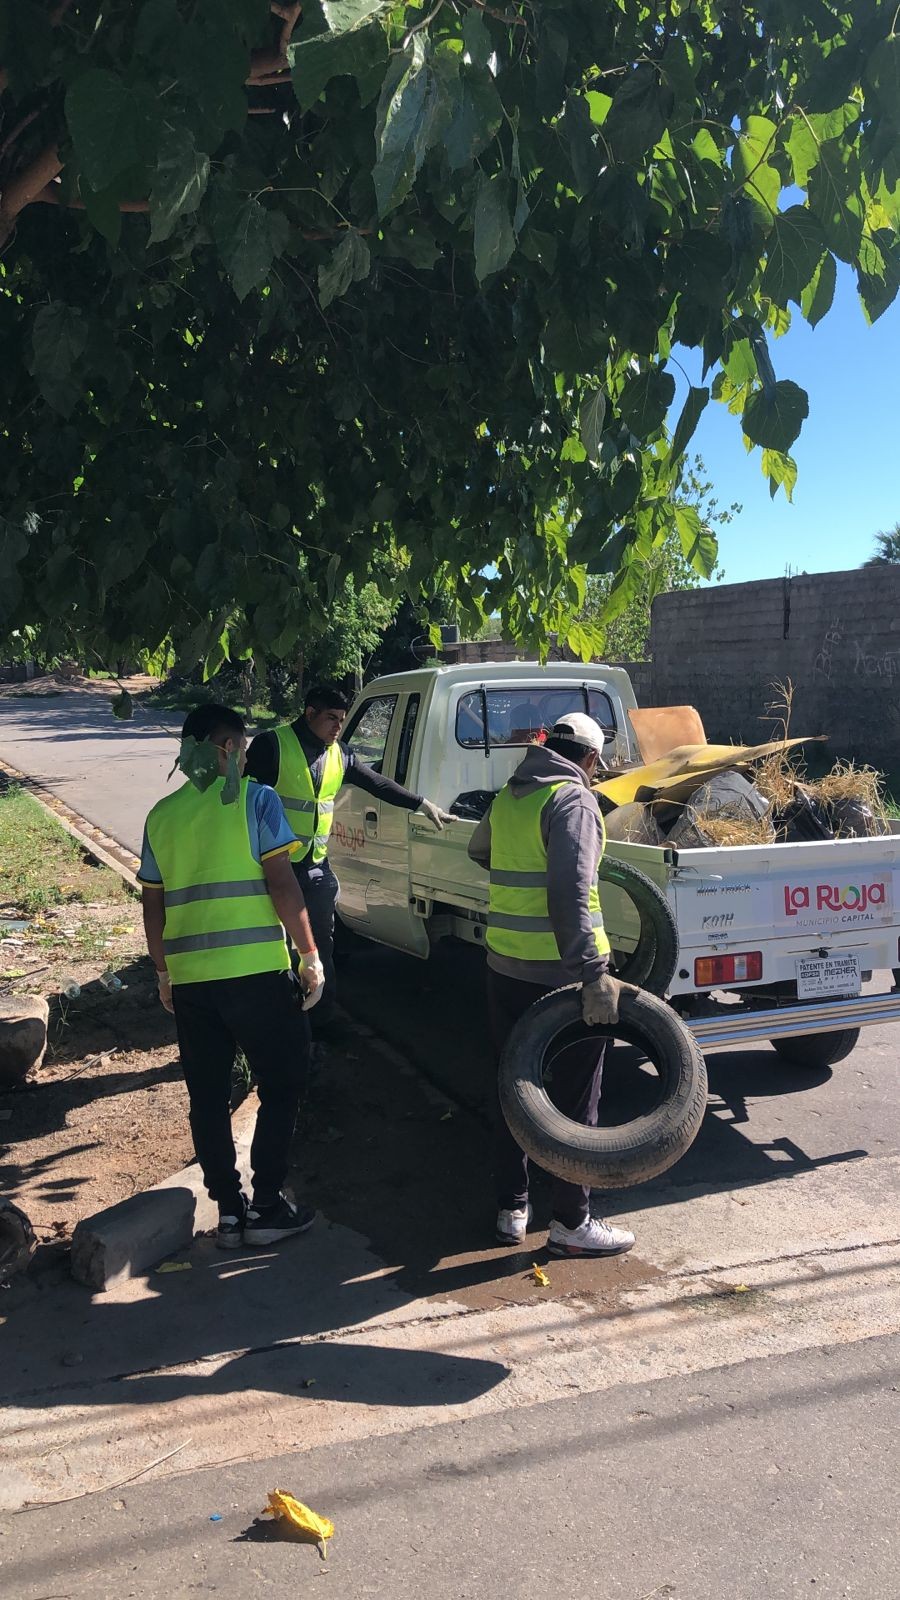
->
[[532, 1264, 550, 1287], [263, 1489, 335, 1556]]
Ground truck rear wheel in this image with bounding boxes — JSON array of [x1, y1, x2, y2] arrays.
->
[[770, 1029, 860, 1069], [499, 985, 707, 1190], [599, 857, 678, 997]]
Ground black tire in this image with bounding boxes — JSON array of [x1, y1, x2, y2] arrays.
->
[[499, 985, 708, 1190], [599, 855, 679, 996], [770, 1029, 860, 1069]]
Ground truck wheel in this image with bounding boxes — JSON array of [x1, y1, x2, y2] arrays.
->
[[599, 857, 678, 997], [499, 985, 707, 1190], [770, 1029, 860, 1069]]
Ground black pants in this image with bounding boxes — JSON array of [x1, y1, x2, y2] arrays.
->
[[292, 857, 339, 1026], [172, 969, 310, 1214], [487, 967, 606, 1231]]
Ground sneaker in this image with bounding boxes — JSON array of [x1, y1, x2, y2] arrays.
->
[[216, 1203, 246, 1250], [547, 1216, 635, 1258], [243, 1194, 316, 1246], [496, 1204, 533, 1246]]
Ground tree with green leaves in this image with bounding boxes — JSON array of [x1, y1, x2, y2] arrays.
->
[[863, 522, 900, 564], [1, 0, 898, 676], [577, 456, 736, 660]]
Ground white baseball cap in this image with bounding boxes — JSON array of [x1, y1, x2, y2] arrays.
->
[[550, 712, 605, 756]]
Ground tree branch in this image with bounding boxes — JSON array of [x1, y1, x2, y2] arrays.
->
[[0, 143, 62, 246], [0, 108, 41, 163], [34, 185, 150, 213]]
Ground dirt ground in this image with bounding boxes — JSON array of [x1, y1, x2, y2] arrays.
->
[[1, 782, 192, 1262]]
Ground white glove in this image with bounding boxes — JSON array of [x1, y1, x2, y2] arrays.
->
[[419, 797, 455, 830], [298, 949, 325, 1011], [157, 969, 175, 1015], [581, 972, 621, 1027]]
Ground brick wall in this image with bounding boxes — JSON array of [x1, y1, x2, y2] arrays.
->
[[646, 568, 900, 773]]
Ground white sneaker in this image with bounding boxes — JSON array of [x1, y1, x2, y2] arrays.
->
[[547, 1216, 635, 1258], [496, 1204, 532, 1245]]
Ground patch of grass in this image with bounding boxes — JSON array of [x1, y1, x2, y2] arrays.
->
[[140, 681, 279, 728], [0, 783, 129, 919]]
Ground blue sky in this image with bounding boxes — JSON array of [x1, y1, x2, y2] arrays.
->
[[677, 268, 900, 584]]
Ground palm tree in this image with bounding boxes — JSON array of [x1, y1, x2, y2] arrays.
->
[[864, 523, 900, 565]]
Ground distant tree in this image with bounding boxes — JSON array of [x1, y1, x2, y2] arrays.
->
[[864, 524, 900, 566], [574, 458, 738, 660]]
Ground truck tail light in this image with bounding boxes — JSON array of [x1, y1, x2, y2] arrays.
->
[[694, 952, 763, 987]]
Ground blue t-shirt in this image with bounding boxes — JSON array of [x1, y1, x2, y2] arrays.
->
[[138, 782, 296, 887]]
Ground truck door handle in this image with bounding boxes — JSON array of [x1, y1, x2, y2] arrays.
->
[[364, 808, 378, 836]]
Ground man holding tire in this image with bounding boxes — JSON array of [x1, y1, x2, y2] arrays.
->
[[468, 713, 635, 1259]]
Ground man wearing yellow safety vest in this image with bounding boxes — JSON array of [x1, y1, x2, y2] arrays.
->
[[140, 704, 325, 1250], [246, 681, 452, 1025], [468, 712, 635, 1260]]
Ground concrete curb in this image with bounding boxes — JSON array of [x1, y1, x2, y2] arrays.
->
[[70, 1091, 260, 1291]]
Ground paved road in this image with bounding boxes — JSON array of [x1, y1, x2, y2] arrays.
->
[[2, 1332, 897, 1598], [0, 686, 181, 856]]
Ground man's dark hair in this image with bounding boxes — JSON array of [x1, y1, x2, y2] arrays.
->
[[181, 703, 245, 745], [305, 682, 350, 713], [544, 735, 592, 765]]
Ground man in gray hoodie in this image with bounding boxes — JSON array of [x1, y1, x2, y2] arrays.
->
[[468, 713, 635, 1259]]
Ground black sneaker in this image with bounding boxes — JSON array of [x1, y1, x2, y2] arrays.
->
[[243, 1195, 316, 1246], [216, 1202, 247, 1250]]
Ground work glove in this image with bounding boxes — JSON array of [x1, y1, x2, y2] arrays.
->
[[419, 797, 455, 831], [156, 969, 175, 1015], [298, 949, 325, 1011], [581, 972, 622, 1027]]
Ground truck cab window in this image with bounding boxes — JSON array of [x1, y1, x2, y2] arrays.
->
[[456, 687, 617, 748], [395, 694, 420, 786], [342, 694, 398, 773]]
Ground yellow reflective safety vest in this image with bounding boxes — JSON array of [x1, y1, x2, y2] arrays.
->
[[273, 726, 345, 863], [486, 781, 610, 965], [146, 777, 290, 986]]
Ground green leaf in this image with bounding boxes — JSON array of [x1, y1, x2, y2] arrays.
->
[[619, 367, 677, 436], [762, 206, 826, 304], [172, 736, 221, 793], [866, 35, 900, 114], [65, 70, 157, 192], [742, 380, 809, 452], [289, 21, 388, 112], [462, 8, 492, 70], [29, 304, 88, 418], [81, 181, 123, 249], [761, 448, 798, 502], [111, 689, 134, 720], [318, 228, 371, 308], [149, 128, 210, 244], [579, 389, 607, 463], [322, 0, 385, 30], [808, 143, 863, 262], [211, 188, 290, 301], [373, 37, 438, 217], [674, 505, 717, 579], [443, 71, 503, 170], [604, 65, 672, 165], [670, 385, 709, 464], [800, 251, 836, 326], [785, 116, 819, 188], [473, 173, 515, 283], [732, 114, 781, 222]]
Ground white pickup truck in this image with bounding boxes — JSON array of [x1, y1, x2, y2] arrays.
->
[[331, 661, 900, 1066]]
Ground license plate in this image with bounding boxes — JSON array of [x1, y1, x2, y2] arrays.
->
[[796, 955, 861, 1000]]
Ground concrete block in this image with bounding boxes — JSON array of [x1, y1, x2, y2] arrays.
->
[[70, 1092, 260, 1290], [71, 1186, 197, 1291], [0, 996, 49, 1086]]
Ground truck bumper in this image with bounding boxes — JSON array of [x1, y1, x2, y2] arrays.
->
[[686, 989, 900, 1052]]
